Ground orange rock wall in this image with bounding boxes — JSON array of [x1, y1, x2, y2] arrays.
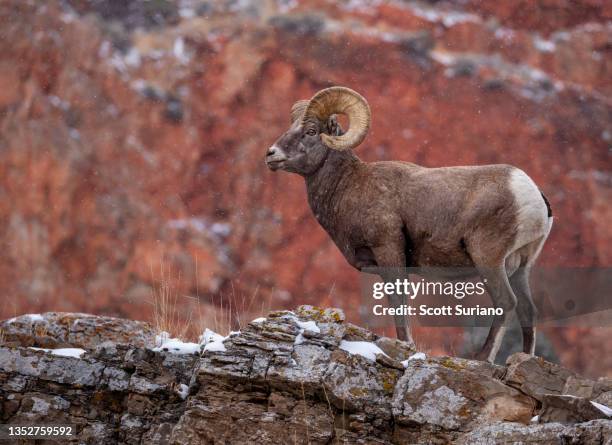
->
[[0, 0, 609, 374]]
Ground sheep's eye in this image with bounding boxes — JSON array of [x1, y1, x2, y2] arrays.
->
[[306, 128, 317, 136]]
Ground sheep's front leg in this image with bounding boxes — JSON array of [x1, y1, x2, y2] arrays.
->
[[385, 277, 413, 345], [372, 245, 415, 347]]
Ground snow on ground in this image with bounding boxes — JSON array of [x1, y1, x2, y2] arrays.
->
[[401, 352, 427, 367], [199, 328, 224, 345], [407, 3, 480, 27], [295, 320, 320, 333], [151, 328, 231, 355], [203, 339, 227, 352], [339, 340, 388, 362], [29, 347, 86, 358], [153, 338, 200, 354], [153, 338, 200, 355], [285, 314, 320, 345], [166, 218, 231, 239], [533, 36, 556, 52], [200, 328, 231, 353], [173, 37, 190, 64], [176, 383, 190, 400], [153, 331, 200, 355], [591, 401, 612, 417], [251, 317, 266, 324]]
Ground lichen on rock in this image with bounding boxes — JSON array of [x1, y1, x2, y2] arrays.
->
[[0, 306, 610, 444]]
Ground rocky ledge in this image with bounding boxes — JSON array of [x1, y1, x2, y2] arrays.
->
[[0, 307, 610, 444]]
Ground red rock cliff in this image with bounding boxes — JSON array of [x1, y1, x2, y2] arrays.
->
[[0, 0, 609, 375]]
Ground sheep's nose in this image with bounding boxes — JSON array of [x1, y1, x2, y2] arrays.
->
[[266, 146, 278, 157]]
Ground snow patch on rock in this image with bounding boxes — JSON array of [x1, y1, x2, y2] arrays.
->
[[153, 332, 200, 355], [591, 401, 612, 417], [176, 383, 190, 400], [402, 352, 427, 367], [295, 320, 320, 333], [200, 328, 229, 353], [29, 347, 86, 358], [339, 340, 388, 362]]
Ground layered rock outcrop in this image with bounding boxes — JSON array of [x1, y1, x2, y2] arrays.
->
[[0, 0, 609, 374], [1, 307, 610, 444]]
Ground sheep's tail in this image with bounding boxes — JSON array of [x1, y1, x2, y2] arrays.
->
[[539, 191, 553, 239], [540, 191, 552, 217]]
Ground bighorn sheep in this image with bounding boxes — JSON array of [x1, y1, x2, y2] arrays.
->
[[265, 86, 553, 362]]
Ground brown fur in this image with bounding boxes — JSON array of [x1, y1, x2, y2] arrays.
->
[[305, 150, 518, 271]]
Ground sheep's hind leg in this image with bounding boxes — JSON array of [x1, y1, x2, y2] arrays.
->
[[474, 265, 518, 363], [508, 235, 548, 355], [510, 266, 537, 355]]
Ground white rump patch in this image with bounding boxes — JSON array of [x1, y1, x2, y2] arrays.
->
[[509, 169, 548, 250]]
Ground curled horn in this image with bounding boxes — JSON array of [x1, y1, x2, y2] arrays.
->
[[301, 86, 371, 150], [290, 100, 309, 123]]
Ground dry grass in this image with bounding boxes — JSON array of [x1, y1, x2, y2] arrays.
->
[[33, 321, 49, 339], [147, 255, 272, 342], [148, 261, 193, 341], [186, 293, 232, 339]]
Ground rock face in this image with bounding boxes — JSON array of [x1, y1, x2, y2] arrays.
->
[[0, 0, 610, 376], [0, 312, 156, 349], [1, 307, 610, 444]]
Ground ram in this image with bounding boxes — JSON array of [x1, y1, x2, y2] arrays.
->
[[265, 86, 553, 362]]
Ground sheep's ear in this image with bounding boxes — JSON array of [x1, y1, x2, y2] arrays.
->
[[326, 115, 344, 136]]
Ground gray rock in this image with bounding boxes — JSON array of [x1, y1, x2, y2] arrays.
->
[[540, 394, 612, 423], [375, 336, 417, 362], [0, 312, 156, 349], [505, 352, 575, 401], [392, 357, 533, 431], [0, 307, 610, 444], [0, 347, 105, 386], [457, 419, 612, 444], [564, 374, 612, 406]]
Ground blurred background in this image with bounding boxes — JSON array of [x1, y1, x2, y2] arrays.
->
[[0, 0, 609, 376]]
